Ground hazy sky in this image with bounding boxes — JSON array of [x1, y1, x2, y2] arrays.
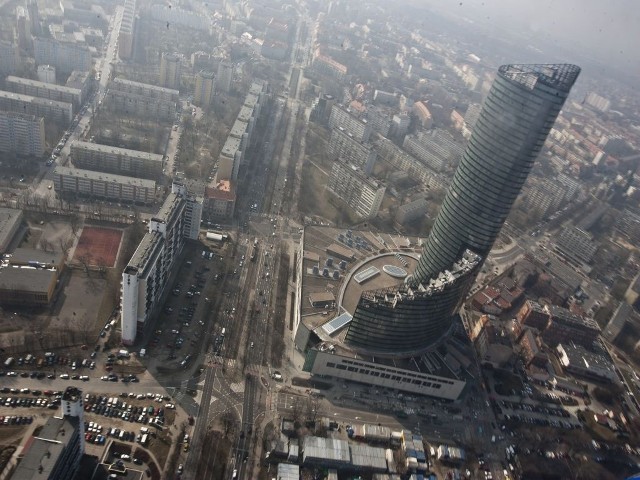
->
[[418, 0, 640, 78]]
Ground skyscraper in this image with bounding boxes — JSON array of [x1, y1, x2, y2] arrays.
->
[[345, 64, 580, 357]]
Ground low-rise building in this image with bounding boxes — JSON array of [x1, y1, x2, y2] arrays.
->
[[396, 198, 428, 226], [0, 208, 23, 253], [556, 343, 617, 383], [519, 328, 547, 367], [204, 180, 236, 221]]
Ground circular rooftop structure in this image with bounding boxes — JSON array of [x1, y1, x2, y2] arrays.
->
[[382, 265, 408, 278]]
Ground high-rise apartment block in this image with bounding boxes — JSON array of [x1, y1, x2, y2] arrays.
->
[[16, 7, 31, 51], [119, 0, 137, 60], [70, 141, 164, 180], [525, 178, 567, 218], [216, 61, 233, 93], [554, 226, 597, 267], [329, 104, 372, 143], [345, 64, 580, 356], [327, 160, 386, 219], [328, 127, 377, 174], [159, 52, 182, 90], [0, 112, 45, 157], [121, 184, 201, 344], [194, 70, 215, 107], [33, 37, 91, 73]]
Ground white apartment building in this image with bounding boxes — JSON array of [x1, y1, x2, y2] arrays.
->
[[0, 112, 45, 157], [70, 141, 163, 180], [37, 64, 56, 83], [119, 0, 136, 60], [121, 184, 201, 344], [327, 160, 386, 219]]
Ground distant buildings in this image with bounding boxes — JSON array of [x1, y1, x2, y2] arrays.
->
[[193, 70, 215, 107], [159, 52, 182, 90], [26, 0, 42, 36], [0, 112, 45, 157], [70, 141, 164, 180], [52, 166, 156, 204], [327, 160, 385, 219], [33, 37, 91, 74], [584, 92, 610, 113], [121, 184, 201, 344], [148, 4, 209, 30]]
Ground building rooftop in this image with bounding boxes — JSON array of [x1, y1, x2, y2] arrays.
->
[[546, 304, 601, 332], [124, 231, 163, 277], [53, 166, 156, 188], [11, 415, 79, 480], [221, 136, 241, 157], [9, 248, 63, 267], [302, 436, 350, 464], [244, 93, 259, 109], [0, 208, 22, 253], [0, 267, 57, 292], [72, 141, 163, 162], [230, 119, 248, 139], [237, 105, 254, 123]]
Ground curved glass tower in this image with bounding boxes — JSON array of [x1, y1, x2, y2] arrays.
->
[[346, 64, 580, 357], [411, 64, 581, 284]]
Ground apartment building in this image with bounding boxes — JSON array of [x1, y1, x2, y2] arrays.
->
[[328, 127, 377, 174], [105, 90, 176, 121], [312, 49, 347, 80], [159, 52, 182, 90], [327, 160, 386, 219], [396, 198, 428, 225], [66, 70, 91, 103], [37, 64, 56, 83], [0, 90, 72, 124], [554, 226, 597, 267], [216, 61, 233, 93], [6, 76, 82, 110], [194, 70, 214, 107], [33, 37, 91, 73], [111, 77, 179, 102], [329, 104, 372, 143], [52, 166, 156, 204], [119, 0, 136, 60], [121, 184, 200, 344], [0, 112, 45, 157], [70, 141, 163, 179]]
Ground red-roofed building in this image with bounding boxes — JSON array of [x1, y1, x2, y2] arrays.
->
[[204, 180, 236, 220], [413, 101, 433, 129]]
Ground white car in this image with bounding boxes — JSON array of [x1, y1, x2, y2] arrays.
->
[[59, 374, 70, 379], [100, 375, 109, 381]]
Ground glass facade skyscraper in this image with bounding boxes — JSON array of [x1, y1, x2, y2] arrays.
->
[[345, 64, 580, 357]]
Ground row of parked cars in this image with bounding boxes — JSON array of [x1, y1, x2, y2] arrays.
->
[[0, 416, 33, 425], [84, 394, 167, 428], [0, 394, 60, 409]]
